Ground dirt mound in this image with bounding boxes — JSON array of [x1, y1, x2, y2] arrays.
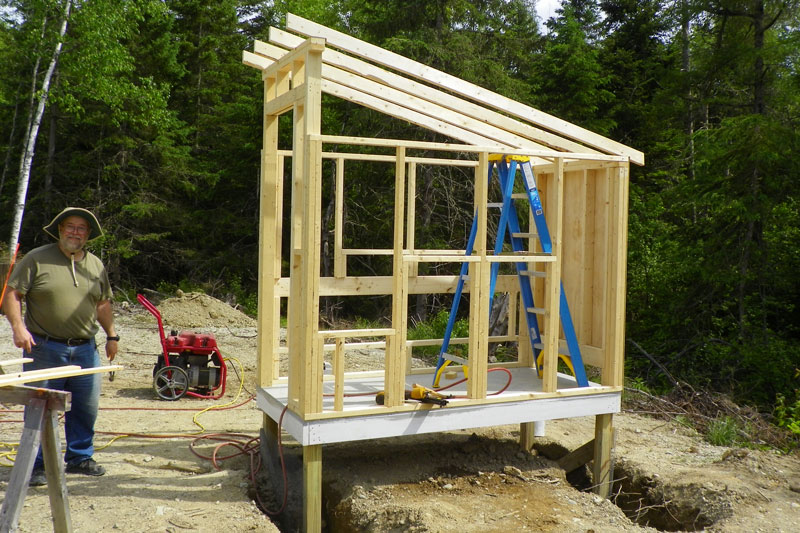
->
[[157, 290, 256, 328]]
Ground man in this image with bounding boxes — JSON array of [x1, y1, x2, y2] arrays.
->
[[3, 207, 118, 486]]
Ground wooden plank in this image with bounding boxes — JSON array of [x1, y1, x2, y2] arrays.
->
[[261, 36, 325, 85], [264, 84, 304, 116], [0, 386, 69, 410], [320, 78, 506, 147], [593, 413, 614, 498], [285, 14, 644, 165], [0, 398, 45, 531], [257, 387, 621, 444], [519, 421, 535, 452], [603, 165, 629, 387], [42, 406, 72, 532], [558, 438, 596, 474], [242, 49, 271, 70], [0, 358, 32, 369], [286, 48, 308, 412], [591, 168, 610, 349], [407, 162, 418, 278], [275, 272, 542, 298], [542, 159, 564, 393], [302, 444, 322, 533], [312, 134, 626, 163], [563, 169, 586, 342], [386, 146, 409, 408], [257, 65, 284, 388], [0, 365, 121, 387], [467, 153, 490, 400], [581, 170, 597, 343], [265, 31, 595, 156], [320, 328, 395, 339], [333, 157, 346, 278], [333, 339, 344, 412]]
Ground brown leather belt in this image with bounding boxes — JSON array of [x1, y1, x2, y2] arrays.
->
[[43, 336, 92, 346]]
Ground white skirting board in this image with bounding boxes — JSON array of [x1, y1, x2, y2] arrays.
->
[[256, 368, 621, 446]]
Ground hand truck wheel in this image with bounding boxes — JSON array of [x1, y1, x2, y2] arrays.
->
[[153, 365, 189, 400]]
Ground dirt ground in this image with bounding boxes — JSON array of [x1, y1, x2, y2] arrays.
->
[[1, 292, 798, 532]]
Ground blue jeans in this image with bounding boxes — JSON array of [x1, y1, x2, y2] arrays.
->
[[24, 335, 101, 469]]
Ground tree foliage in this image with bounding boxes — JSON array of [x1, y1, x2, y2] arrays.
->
[[1, 0, 798, 409]]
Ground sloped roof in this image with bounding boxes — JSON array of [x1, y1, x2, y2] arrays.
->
[[244, 13, 643, 166]]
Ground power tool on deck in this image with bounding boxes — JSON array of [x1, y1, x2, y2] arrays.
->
[[375, 383, 453, 406]]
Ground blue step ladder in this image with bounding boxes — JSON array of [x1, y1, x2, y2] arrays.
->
[[433, 154, 589, 388]]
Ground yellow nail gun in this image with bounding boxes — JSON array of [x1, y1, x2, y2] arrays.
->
[[375, 383, 452, 406]]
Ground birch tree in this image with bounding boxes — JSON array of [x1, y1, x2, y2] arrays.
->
[[8, 0, 71, 254]]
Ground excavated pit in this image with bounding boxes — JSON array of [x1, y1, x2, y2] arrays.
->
[[609, 457, 734, 531], [254, 432, 737, 533], [534, 441, 734, 531]]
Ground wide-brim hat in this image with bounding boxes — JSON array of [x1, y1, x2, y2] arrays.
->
[[43, 207, 104, 241]]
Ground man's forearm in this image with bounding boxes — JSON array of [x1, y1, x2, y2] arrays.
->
[[96, 300, 116, 336], [3, 289, 26, 332]]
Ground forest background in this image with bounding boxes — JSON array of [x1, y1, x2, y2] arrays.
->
[[1, 0, 798, 433]]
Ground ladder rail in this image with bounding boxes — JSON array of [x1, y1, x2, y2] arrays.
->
[[433, 155, 589, 388]]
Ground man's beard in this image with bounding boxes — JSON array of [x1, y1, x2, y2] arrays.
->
[[60, 236, 84, 253]]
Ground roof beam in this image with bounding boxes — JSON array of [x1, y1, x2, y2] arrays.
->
[[268, 28, 598, 157], [286, 13, 644, 166]]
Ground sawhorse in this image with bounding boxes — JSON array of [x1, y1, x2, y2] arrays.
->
[[0, 385, 72, 533]]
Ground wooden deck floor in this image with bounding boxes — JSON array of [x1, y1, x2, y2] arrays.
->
[[256, 367, 621, 445]]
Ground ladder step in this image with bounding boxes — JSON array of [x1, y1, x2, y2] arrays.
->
[[442, 352, 468, 365], [512, 232, 537, 239], [487, 202, 503, 208], [527, 306, 546, 314]]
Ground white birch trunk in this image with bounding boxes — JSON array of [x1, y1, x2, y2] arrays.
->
[[8, 0, 72, 254]]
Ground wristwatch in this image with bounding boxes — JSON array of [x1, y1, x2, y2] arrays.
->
[[106, 336, 120, 342]]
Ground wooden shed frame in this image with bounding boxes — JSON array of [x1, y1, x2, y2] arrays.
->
[[244, 14, 643, 531]]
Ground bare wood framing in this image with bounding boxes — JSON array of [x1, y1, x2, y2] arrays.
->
[[285, 14, 644, 165], [244, 20, 635, 531]]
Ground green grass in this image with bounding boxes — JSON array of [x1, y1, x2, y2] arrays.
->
[[706, 416, 742, 447]]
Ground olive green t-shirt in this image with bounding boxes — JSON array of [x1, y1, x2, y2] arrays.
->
[[8, 243, 113, 340]]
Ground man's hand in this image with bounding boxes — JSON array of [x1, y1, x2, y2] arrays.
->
[[11, 326, 35, 354], [105, 339, 118, 361], [4, 289, 35, 353]]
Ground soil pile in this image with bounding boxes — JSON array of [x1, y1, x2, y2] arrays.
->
[[157, 290, 256, 329]]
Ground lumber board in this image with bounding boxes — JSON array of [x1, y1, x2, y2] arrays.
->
[[593, 413, 614, 498], [262, 35, 553, 152], [0, 365, 122, 387], [285, 14, 644, 165], [311, 134, 626, 163], [0, 358, 33, 368], [603, 165, 628, 387], [42, 405, 72, 531], [558, 438, 596, 474], [264, 31, 597, 156], [386, 146, 409, 408], [0, 398, 45, 530], [467, 153, 490, 400], [302, 445, 322, 533], [334, 157, 346, 278], [0, 386, 70, 410], [542, 159, 565, 393]]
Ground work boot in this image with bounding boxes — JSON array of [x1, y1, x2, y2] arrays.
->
[[29, 467, 47, 486], [65, 458, 106, 477]]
